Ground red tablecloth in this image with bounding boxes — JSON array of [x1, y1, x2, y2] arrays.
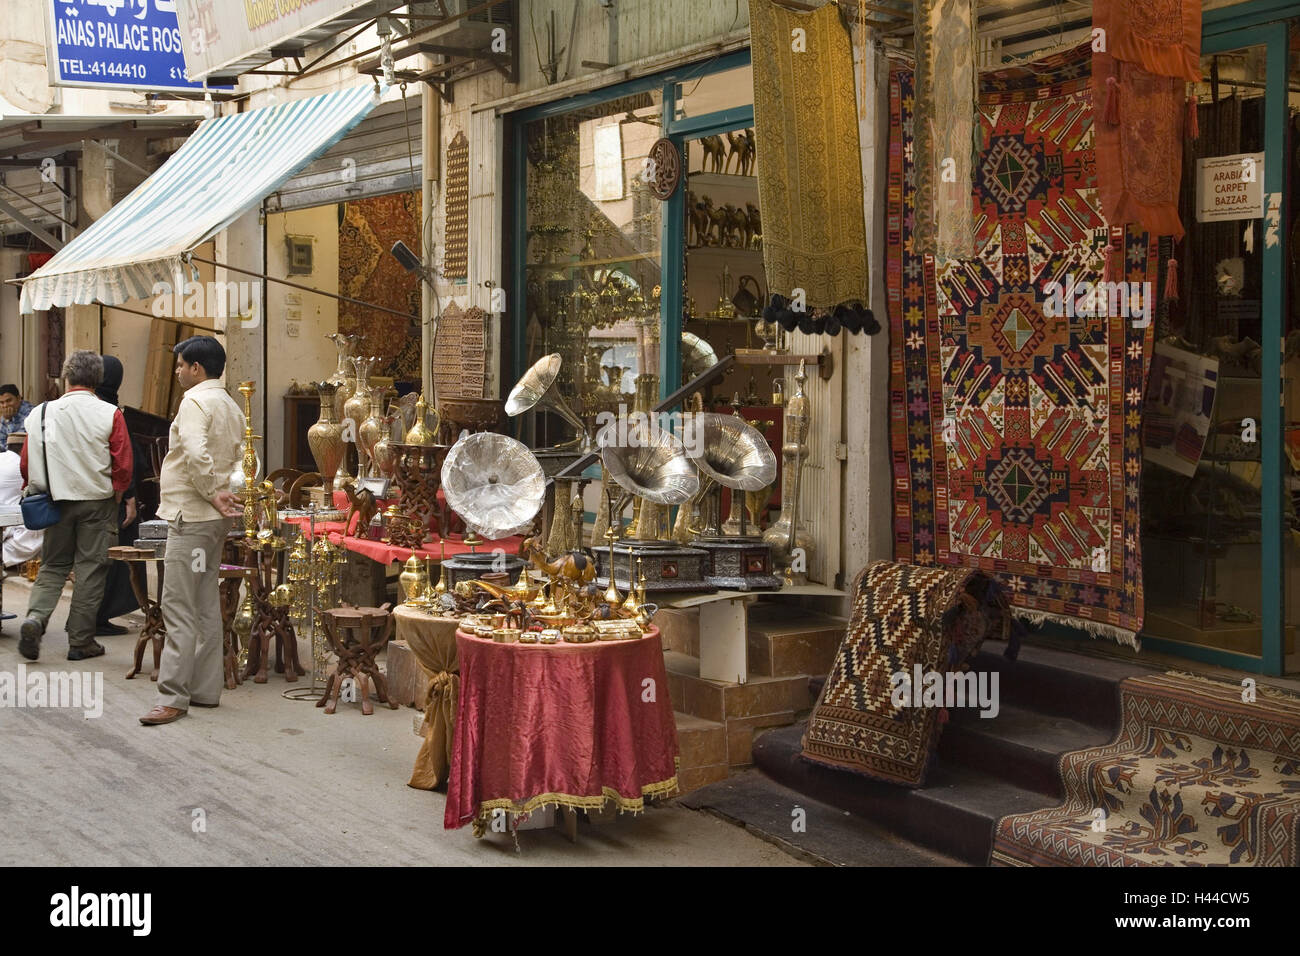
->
[[445, 627, 679, 833], [280, 516, 523, 566]]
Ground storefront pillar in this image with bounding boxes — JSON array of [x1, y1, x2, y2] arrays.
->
[[220, 207, 266, 463]]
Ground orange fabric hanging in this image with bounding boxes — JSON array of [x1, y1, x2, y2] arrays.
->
[[1106, 0, 1201, 82]]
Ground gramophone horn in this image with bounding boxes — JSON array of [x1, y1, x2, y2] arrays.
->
[[505, 353, 587, 440], [687, 413, 777, 492], [441, 432, 547, 541], [597, 418, 699, 505]]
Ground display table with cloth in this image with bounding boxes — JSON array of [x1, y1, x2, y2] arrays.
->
[[394, 606, 460, 790], [278, 518, 522, 567], [445, 626, 678, 836]]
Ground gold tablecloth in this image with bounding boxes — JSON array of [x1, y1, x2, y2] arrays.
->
[[394, 605, 461, 790]]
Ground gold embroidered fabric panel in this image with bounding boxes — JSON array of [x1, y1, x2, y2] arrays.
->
[[748, 0, 868, 309]]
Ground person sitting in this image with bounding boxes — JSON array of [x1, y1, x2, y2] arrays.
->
[[0, 385, 33, 445], [0, 435, 42, 568]]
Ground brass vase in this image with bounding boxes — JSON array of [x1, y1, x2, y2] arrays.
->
[[371, 402, 401, 480], [307, 381, 344, 495], [358, 387, 387, 479], [344, 355, 376, 432], [326, 331, 360, 422]]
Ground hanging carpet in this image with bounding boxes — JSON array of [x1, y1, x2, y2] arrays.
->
[[748, 0, 868, 311], [889, 45, 1160, 647], [992, 672, 1300, 866], [801, 560, 1011, 788]]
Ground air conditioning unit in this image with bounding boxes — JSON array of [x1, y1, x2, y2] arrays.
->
[[417, 0, 513, 52]]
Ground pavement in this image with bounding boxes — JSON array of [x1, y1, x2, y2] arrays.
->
[[0, 577, 806, 868]]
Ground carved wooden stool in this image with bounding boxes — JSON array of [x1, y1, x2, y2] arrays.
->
[[219, 564, 249, 690], [110, 547, 165, 682], [238, 544, 303, 684], [317, 603, 397, 715]]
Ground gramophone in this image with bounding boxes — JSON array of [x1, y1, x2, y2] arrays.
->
[[506, 353, 593, 461], [439, 432, 542, 587], [682, 412, 782, 590], [594, 417, 714, 594]]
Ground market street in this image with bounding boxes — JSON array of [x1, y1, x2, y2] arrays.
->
[[0, 580, 804, 868]]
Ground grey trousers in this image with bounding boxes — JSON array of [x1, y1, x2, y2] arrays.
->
[[25, 497, 118, 650], [156, 516, 229, 710]]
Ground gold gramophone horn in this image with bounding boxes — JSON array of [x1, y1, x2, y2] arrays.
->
[[597, 418, 699, 506], [505, 353, 589, 447]]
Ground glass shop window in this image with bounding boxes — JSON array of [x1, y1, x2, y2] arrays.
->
[[522, 92, 665, 446], [1139, 38, 1300, 666]]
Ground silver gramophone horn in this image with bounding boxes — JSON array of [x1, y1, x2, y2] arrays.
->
[[597, 417, 699, 506], [688, 413, 777, 491], [441, 432, 547, 541], [505, 353, 590, 449]]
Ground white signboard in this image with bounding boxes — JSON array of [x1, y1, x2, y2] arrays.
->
[[1196, 152, 1264, 223], [172, 0, 381, 81]]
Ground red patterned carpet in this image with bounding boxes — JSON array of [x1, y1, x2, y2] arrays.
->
[[889, 45, 1163, 646]]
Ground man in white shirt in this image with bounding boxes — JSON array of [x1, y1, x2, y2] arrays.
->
[[0, 441, 42, 568], [140, 336, 244, 726]]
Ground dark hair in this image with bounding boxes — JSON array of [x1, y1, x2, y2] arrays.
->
[[0, 384, 19, 399], [173, 335, 226, 379]]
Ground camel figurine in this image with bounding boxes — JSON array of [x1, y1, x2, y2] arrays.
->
[[341, 479, 379, 537], [700, 135, 726, 174], [745, 202, 761, 249], [690, 193, 714, 247], [707, 202, 732, 247], [524, 539, 597, 589], [724, 204, 748, 247], [726, 128, 755, 176]]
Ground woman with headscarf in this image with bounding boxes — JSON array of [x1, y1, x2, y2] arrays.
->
[[95, 354, 145, 634]]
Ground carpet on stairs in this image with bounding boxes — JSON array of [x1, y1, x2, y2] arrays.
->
[[992, 672, 1300, 866], [801, 560, 1014, 787]]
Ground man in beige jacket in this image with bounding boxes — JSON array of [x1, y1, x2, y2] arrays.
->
[[140, 336, 244, 726]]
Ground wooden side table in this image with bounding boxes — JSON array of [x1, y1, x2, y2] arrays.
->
[[317, 604, 397, 715], [109, 546, 165, 682]]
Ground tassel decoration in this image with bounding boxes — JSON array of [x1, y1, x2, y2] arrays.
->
[[1104, 76, 1120, 125], [1166, 258, 1180, 301], [1186, 94, 1199, 140]]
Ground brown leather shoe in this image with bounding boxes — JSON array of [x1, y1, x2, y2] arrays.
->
[[139, 705, 186, 726]]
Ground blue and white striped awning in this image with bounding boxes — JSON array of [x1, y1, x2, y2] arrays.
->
[[20, 85, 380, 315]]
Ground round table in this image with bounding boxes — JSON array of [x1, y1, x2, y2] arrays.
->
[[444, 626, 679, 836]]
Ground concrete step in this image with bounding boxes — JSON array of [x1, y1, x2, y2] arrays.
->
[[677, 770, 967, 866], [752, 723, 1051, 865], [664, 650, 809, 723], [746, 606, 846, 679], [938, 702, 1113, 798]]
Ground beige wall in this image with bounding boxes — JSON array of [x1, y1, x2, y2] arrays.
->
[[264, 204, 340, 469]]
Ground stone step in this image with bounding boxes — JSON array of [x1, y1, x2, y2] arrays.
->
[[746, 609, 846, 679], [752, 723, 1050, 865], [664, 650, 810, 724], [938, 702, 1114, 798], [656, 606, 699, 658], [673, 711, 729, 794], [677, 770, 967, 866]]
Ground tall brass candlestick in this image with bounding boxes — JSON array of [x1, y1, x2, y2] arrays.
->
[[763, 360, 814, 585]]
